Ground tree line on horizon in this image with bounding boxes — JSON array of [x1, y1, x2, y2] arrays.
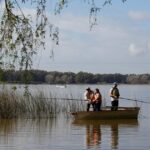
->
[[0, 69, 150, 84]]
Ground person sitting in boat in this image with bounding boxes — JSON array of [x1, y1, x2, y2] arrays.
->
[[93, 88, 102, 111], [109, 82, 120, 111], [84, 87, 94, 111]]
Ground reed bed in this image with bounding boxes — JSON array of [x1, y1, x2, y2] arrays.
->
[[0, 90, 85, 119]]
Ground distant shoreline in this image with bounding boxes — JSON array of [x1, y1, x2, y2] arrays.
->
[[0, 70, 150, 84]]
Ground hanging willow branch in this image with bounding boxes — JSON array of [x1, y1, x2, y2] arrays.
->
[[0, 0, 127, 73], [0, 0, 59, 73]]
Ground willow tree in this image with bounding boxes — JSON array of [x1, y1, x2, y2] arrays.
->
[[0, 0, 127, 77]]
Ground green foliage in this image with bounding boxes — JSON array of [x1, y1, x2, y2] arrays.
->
[[0, 0, 34, 70], [1, 69, 150, 84], [0, 0, 59, 72]]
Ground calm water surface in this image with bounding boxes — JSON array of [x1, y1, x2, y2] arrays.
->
[[0, 84, 150, 150]]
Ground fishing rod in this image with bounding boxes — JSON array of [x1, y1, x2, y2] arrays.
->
[[38, 97, 87, 101], [38, 97, 150, 104], [120, 97, 150, 104]]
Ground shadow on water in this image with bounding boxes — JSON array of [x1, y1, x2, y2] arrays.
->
[[72, 119, 138, 149]]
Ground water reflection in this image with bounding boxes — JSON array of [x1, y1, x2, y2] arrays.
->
[[111, 123, 119, 149], [86, 123, 101, 149], [0, 118, 56, 134], [0, 118, 57, 148], [0, 118, 139, 150], [72, 119, 138, 149], [0, 119, 18, 135]]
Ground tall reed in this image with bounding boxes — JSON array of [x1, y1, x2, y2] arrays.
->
[[0, 90, 85, 119]]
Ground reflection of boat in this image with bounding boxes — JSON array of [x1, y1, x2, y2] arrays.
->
[[72, 119, 138, 149], [72, 107, 140, 120], [72, 119, 138, 126]]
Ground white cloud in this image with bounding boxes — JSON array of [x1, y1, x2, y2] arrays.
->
[[128, 43, 149, 56], [128, 11, 150, 21]]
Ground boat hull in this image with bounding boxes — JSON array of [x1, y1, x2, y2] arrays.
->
[[72, 107, 140, 120]]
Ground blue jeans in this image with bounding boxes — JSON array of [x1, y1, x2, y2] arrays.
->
[[93, 102, 101, 111]]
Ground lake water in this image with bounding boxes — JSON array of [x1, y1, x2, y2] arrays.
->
[[0, 84, 150, 150]]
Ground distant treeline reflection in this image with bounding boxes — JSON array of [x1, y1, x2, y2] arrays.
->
[[0, 70, 150, 84]]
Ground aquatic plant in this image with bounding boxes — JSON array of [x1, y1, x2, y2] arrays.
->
[[0, 90, 85, 119]]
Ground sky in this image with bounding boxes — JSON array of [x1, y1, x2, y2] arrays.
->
[[1, 0, 150, 74]]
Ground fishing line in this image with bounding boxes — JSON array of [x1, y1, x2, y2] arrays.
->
[[37, 96, 150, 104], [120, 97, 150, 104]]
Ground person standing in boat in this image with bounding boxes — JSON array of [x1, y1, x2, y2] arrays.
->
[[109, 82, 120, 111], [93, 88, 102, 111], [84, 87, 94, 111]]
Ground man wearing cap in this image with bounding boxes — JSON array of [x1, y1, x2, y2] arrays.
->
[[84, 87, 94, 111], [109, 82, 120, 111]]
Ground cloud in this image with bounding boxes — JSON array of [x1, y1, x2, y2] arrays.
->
[[128, 43, 149, 56], [33, 12, 150, 70], [128, 11, 150, 21], [3, 5, 149, 73]]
